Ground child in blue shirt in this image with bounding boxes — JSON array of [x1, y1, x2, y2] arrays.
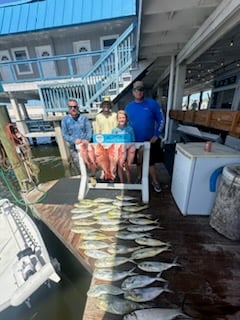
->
[[111, 110, 135, 141]]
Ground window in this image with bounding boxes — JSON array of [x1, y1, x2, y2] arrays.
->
[[11, 47, 33, 75], [100, 35, 119, 50]]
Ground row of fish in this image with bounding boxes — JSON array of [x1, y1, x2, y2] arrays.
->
[[78, 142, 142, 180], [70, 196, 189, 319]]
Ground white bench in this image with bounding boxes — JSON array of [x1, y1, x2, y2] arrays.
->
[[77, 142, 150, 203]]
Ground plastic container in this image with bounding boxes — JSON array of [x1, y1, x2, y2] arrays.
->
[[210, 164, 240, 240]]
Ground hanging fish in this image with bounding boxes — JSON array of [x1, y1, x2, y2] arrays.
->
[[78, 142, 92, 167], [127, 143, 136, 167], [95, 143, 113, 180], [107, 143, 119, 179], [87, 143, 97, 168]]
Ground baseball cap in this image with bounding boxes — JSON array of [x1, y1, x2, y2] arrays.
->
[[133, 81, 144, 89]]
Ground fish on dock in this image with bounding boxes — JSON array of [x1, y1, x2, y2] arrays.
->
[[84, 249, 112, 259], [123, 286, 172, 302], [130, 246, 170, 260], [107, 244, 145, 255], [121, 274, 167, 290], [138, 258, 181, 274], [116, 231, 151, 240], [123, 307, 190, 320], [129, 218, 159, 225], [96, 294, 152, 315], [126, 225, 162, 232], [93, 267, 137, 282], [78, 240, 109, 250], [95, 256, 135, 268], [87, 284, 124, 297], [135, 237, 170, 247], [122, 205, 149, 212]]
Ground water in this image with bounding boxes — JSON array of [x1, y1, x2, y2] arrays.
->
[[0, 142, 92, 320]]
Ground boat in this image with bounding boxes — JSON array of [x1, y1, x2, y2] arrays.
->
[[0, 198, 61, 312]]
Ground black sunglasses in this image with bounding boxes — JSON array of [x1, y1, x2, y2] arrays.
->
[[68, 105, 78, 109], [133, 87, 144, 92]]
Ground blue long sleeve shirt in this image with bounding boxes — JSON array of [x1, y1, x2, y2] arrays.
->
[[61, 114, 92, 149], [111, 124, 135, 141], [125, 98, 165, 142]]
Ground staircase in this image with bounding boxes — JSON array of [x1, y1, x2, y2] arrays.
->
[[38, 23, 136, 116]]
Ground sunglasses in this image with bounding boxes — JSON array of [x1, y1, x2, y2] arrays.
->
[[68, 105, 78, 109], [133, 87, 144, 92]]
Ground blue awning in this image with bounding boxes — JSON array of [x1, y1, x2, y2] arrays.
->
[[0, 0, 37, 7], [0, 0, 136, 36]]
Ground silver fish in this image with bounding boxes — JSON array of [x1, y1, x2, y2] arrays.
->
[[135, 237, 170, 247], [81, 233, 113, 241], [70, 226, 98, 234], [95, 256, 135, 268], [100, 224, 127, 232], [122, 205, 149, 212], [116, 231, 151, 240], [121, 212, 152, 219], [92, 207, 113, 214], [84, 249, 111, 259], [74, 203, 95, 209], [123, 307, 189, 320], [121, 274, 166, 290], [87, 284, 124, 297], [124, 286, 172, 302], [107, 244, 145, 255], [127, 225, 162, 232], [71, 212, 93, 219], [130, 246, 170, 260], [113, 201, 139, 208], [93, 267, 137, 282], [71, 207, 91, 214], [79, 240, 109, 250], [129, 218, 159, 225], [96, 294, 152, 315], [138, 258, 181, 273]]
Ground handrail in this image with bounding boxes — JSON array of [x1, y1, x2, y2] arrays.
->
[[38, 23, 136, 114]]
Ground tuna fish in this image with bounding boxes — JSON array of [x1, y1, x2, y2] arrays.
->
[[95, 256, 135, 268], [84, 249, 111, 259], [122, 204, 149, 212], [87, 284, 124, 297], [135, 237, 170, 247], [127, 225, 162, 232], [129, 218, 159, 225], [93, 267, 137, 282], [121, 274, 166, 290], [124, 286, 172, 302], [138, 258, 181, 274], [78, 240, 109, 250], [123, 307, 190, 320], [130, 246, 170, 260], [107, 244, 145, 255], [96, 294, 152, 315]]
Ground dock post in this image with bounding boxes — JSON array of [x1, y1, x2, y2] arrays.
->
[[52, 120, 70, 163], [0, 106, 34, 192]]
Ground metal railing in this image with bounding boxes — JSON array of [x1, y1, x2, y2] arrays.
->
[[38, 23, 136, 114]]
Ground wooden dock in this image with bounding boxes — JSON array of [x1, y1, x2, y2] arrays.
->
[[23, 167, 240, 320]]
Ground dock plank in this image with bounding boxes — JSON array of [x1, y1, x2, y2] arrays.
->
[[23, 174, 240, 320]]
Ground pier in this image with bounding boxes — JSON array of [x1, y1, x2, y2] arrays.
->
[[23, 164, 240, 320]]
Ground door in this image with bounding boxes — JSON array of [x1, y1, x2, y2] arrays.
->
[[35, 45, 56, 78], [73, 40, 92, 75], [0, 50, 12, 81]]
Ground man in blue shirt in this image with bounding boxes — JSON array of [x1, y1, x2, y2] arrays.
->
[[125, 81, 165, 192], [61, 99, 92, 171]]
